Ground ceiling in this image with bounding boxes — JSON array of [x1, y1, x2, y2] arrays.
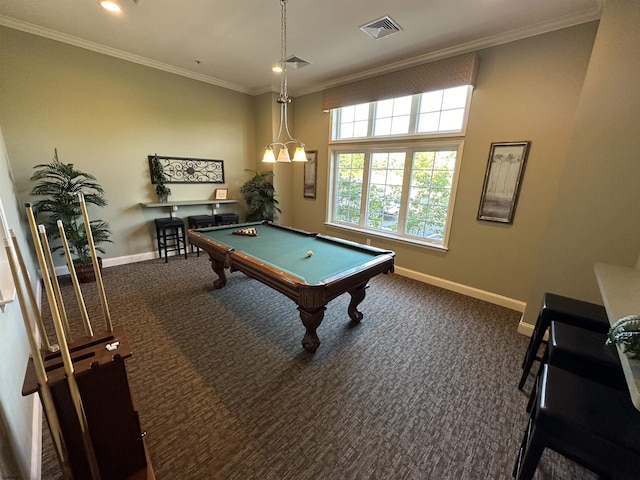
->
[[0, 0, 603, 97]]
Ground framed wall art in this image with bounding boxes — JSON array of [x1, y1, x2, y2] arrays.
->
[[477, 141, 531, 223], [303, 150, 318, 199], [148, 155, 224, 184]]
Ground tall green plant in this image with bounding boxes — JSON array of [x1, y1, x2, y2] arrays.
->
[[30, 149, 112, 264], [239, 169, 281, 222]]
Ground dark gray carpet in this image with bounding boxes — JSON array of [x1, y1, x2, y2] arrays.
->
[[38, 255, 596, 479]]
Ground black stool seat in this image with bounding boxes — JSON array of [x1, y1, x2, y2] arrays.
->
[[214, 213, 239, 225], [154, 217, 187, 263], [188, 215, 217, 229], [547, 321, 626, 391], [187, 215, 217, 256], [514, 365, 640, 480], [518, 292, 610, 390]]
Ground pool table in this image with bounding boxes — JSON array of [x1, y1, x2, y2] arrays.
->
[[188, 221, 395, 353]]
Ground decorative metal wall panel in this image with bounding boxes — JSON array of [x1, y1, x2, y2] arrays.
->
[[148, 155, 224, 184]]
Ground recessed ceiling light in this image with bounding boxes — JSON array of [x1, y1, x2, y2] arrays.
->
[[100, 1, 122, 13]]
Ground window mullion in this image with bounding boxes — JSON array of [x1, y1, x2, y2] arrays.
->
[[409, 95, 419, 135], [359, 152, 372, 227], [396, 150, 414, 234], [367, 103, 375, 138]]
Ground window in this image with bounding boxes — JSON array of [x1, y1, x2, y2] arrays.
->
[[328, 86, 472, 248]]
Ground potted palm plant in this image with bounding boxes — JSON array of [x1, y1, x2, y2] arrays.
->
[[239, 169, 281, 221], [30, 149, 112, 282]]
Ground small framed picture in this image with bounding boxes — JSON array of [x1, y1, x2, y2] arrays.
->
[[214, 188, 228, 200], [478, 141, 531, 223], [303, 150, 318, 199]]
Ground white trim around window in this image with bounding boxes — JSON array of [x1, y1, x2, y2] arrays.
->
[[326, 140, 464, 250]]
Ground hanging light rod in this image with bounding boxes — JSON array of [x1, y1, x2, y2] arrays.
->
[[263, 0, 307, 163]]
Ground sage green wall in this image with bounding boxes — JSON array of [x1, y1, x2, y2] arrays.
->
[[0, 26, 256, 264], [0, 127, 40, 479], [522, 0, 640, 325], [291, 22, 599, 303], [288, 94, 331, 233]]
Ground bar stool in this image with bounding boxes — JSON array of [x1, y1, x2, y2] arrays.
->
[[526, 320, 627, 413], [544, 321, 625, 390], [154, 217, 187, 263], [187, 215, 217, 256], [514, 364, 640, 480], [214, 213, 239, 226], [518, 292, 610, 390]]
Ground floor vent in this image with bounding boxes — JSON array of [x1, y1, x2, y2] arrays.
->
[[360, 15, 402, 39]]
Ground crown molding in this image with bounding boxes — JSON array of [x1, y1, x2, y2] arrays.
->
[[0, 15, 253, 95], [296, 6, 603, 97]]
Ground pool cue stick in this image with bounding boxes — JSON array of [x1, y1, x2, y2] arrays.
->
[[57, 220, 93, 337], [39, 224, 73, 343], [77, 192, 112, 333], [26, 204, 103, 480], [9, 223, 54, 352], [5, 233, 72, 478]]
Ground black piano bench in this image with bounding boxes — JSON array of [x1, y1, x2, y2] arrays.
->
[[518, 292, 610, 390]]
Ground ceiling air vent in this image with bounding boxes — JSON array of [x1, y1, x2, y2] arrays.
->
[[360, 15, 402, 39], [285, 55, 312, 69]]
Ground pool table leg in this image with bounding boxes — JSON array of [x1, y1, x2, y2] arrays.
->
[[208, 256, 227, 289], [347, 283, 369, 322], [298, 306, 326, 353]]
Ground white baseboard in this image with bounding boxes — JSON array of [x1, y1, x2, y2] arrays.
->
[[393, 266, 530, 337], [29, 396, 42, 480], [393, 266, 527, 312], [516, 320, 535, 337], [103, 251, 159, 267], [51, 251, 161, 276]]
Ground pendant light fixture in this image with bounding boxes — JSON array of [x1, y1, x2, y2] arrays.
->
[[262, 0, 307, 163]]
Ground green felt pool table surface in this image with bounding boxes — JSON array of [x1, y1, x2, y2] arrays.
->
[[194, 222, 387, 285]]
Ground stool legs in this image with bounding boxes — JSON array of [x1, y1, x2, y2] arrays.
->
[[154, 218, 187, 262], [513, 420, 545, 480], [518, 314, 548, 389]]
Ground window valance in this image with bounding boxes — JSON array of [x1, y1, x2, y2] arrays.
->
[[321, 52, 479, 111]]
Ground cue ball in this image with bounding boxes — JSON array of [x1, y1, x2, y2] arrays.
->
[[306, 250, 313, 257]]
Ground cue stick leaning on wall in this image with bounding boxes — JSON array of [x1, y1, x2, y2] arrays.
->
[[57, 219, 93, 337], [4, 231, 72, 478], [8, 221, 54, 352], [77, 192, 112, 333], [26, 204, 103, 480], [39, 224, 73, 343]]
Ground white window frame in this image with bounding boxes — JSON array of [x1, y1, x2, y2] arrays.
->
[[331, 86, 472, 142], [326, 86, 473, 250]]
